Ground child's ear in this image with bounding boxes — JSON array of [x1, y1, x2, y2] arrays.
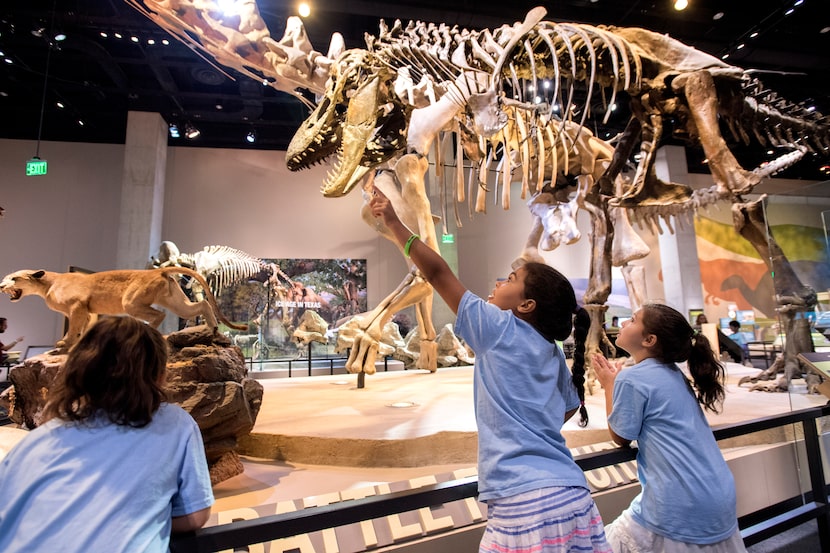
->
[[642, 334, 657, 348], [517, 298, 536, 314]]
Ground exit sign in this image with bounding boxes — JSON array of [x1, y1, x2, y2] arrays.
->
[[442, 233, 455, 244], [26, 157, 48, 176]]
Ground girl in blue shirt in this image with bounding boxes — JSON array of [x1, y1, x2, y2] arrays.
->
[[0, 316, 214, 553], [593, 303, 747, 553], [370, 180, 611, 553]]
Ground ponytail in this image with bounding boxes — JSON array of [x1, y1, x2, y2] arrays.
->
[[570, 307, 590, 427], [640, 303, 726, 414], [687, 332, 726, 413]]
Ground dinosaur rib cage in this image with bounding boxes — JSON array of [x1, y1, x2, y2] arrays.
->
[[369, 17, 828, 157]]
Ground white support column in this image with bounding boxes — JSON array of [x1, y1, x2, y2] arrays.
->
[[116, 111, 168, 269], [653, 145, 705, 318]]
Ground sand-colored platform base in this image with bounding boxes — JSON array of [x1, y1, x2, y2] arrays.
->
[[238, 363, 827, 467]]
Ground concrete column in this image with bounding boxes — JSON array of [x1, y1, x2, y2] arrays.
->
[[653, 145, 705, 318], [116, 111, 167, 269]]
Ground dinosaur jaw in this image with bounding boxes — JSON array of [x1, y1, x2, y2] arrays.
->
[[288, 67, 408, 197]]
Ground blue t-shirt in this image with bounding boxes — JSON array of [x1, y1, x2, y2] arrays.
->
[[0, 403, 214, 553], [608, 358, 738, 544], [454, 291, 586, 501]]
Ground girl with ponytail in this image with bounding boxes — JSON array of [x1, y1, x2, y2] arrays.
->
[[371, 186, 611, 553], [593, 303, 746, 553]]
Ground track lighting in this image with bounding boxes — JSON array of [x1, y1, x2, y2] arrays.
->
[[185, 123, 200, 139], [168, 123, 180, 138], [245, 129, 257, 143]]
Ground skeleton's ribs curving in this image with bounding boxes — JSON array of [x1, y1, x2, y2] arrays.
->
[[130, 1, 828, 383]]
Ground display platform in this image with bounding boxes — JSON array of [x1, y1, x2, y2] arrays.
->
[[238, 362, 826, 467], [211, 362, 827, 511], [2, 362, 826, 522]]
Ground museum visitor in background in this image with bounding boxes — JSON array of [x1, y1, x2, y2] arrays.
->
[[0, 317, 24, 365]]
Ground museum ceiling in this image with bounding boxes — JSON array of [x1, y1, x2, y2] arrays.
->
[[1, 0, 829, 192]]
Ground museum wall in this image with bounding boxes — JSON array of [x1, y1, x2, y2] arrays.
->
[[2, 137, 827, 349]]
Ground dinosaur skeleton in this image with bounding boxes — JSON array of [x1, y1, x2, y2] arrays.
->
[[149, 241, 280, 297], [130, 1, 828, 384]]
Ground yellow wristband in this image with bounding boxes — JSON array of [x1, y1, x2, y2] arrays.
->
[[404, 234, 420, 257]]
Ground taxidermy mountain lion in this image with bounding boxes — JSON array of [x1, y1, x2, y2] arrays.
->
[[0, 267, 247, 349]]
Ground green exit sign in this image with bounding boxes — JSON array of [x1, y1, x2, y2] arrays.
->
[[441, 233, 455, 244], [26, 157, 48, 176]]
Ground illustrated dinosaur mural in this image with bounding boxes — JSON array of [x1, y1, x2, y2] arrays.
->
[[128, 1, 828, 388]]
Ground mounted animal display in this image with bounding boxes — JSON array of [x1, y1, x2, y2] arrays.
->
[[0, 268, 247, 350]]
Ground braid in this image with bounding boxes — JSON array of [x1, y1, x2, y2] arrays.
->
[[570, 307, 590, 427], [520, 262, 588, 425]]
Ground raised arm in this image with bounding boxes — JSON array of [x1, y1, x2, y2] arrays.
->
[[369, 186, 467, 313]]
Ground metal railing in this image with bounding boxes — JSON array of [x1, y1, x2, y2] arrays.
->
[[171, 404, 830, 552]]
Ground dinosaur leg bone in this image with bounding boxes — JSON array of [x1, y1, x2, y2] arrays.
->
[[675, 70, 761, 196], [342, 155, 440, 374]]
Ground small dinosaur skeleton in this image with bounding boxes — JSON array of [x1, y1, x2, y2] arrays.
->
[[129, 1, 828, 382], [149, 241, 278, 297]]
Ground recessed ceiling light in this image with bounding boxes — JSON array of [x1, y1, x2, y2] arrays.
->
[[713, 12, 724, 20], [821, 27, 830, 34]]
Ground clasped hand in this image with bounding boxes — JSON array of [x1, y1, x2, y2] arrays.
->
[[592, 353, 625, 390]]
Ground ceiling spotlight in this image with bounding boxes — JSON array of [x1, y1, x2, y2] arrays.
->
[[184, 123, 200, 139], [298, 2, 311, 17], [674, 0, 688, 11], [168, 123, 180, 138], [54, 32, 67, 42], [56, 101, 65, 108], [245, 130, 257, 143], [713, 12, 724, 20]]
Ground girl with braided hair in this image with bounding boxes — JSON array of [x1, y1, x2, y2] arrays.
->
[[370, 186, 611, 553], [593, 302, 746, 553]]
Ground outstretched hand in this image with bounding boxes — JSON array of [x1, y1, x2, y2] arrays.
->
[[369, 186, 402, 232]]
